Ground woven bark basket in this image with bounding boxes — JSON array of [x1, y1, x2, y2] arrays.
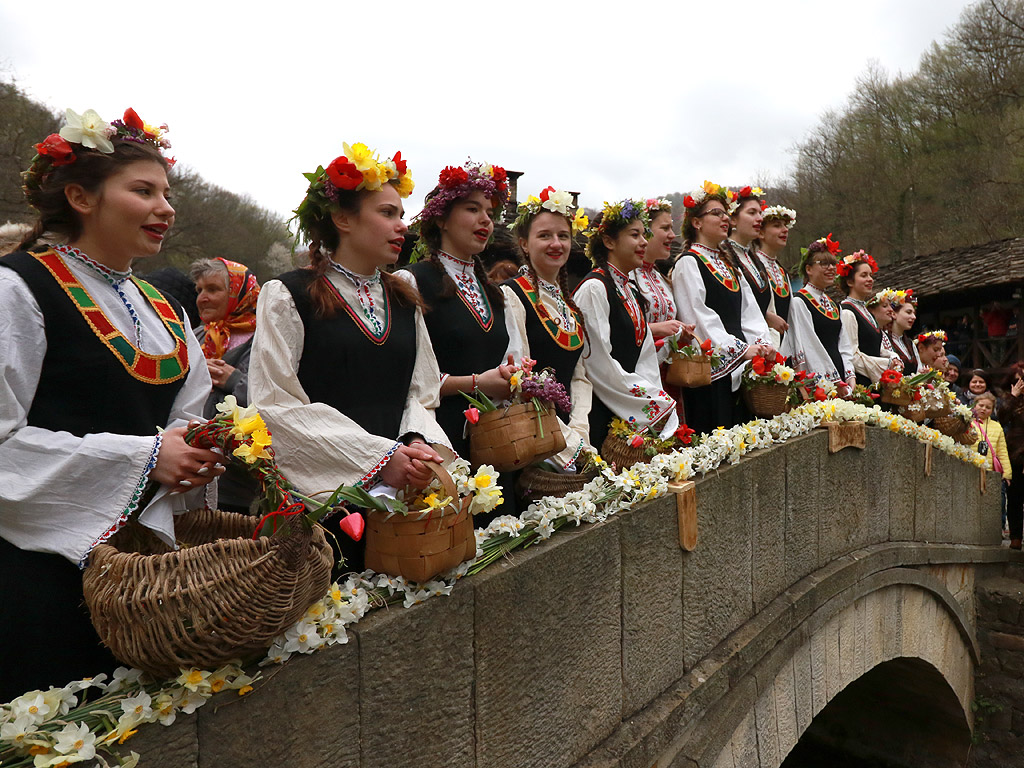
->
[[600, 433, 654, 470], [743, 383, 791, 418], [879, 385, 913, 407], [899, 405, 929, 423], [83, 509, 333, 678], [516, 466, 598, 503], [931, 413, 969, 439], [469, 402, 566, 471], [665, 355, 712, 388], [364, 463, 476, 583]]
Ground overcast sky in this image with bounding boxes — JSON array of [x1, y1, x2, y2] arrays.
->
[[0, 0, 974, 224]]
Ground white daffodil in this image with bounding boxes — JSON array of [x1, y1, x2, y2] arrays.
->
[[59, 109, 114, 153], [175, 668, 212, 693], [542, 189, 574, 215], [119, 691, 153, 723], [10, 692, 51, 725], [283, 621, 323, 654], [42, 685, 77, 716], [0, 715, 36, 747], [106, 666, 143, 693], [53, 721, 97, 760]]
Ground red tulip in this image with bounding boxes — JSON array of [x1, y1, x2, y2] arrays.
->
[[464, 407, 480, 425], [629, 435, 645, 448], [338, 512, 364, 542]]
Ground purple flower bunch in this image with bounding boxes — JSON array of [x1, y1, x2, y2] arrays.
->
[[521, 368, 572, 415]]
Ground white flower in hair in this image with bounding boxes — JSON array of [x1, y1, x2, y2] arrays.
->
[[543, 189, 574, 215], [59, 108, 114, 153]]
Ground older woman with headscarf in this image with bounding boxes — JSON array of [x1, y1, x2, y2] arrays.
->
[[190, 256, 261, 511], [189, 257, 260, 417]]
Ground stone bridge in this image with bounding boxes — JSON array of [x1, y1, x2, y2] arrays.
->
[[133, 426, 1012, 768]]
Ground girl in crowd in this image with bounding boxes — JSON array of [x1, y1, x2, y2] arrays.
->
[[0, 108, 221, 698], [190, 256, 261, 512], [573, 199, 679, 447], [964, 368, 992, 406], [837, 250, 895, 385], [787, 235, 856, 392], [502, 187, 592, 468], [756, 204, 796, 342], [886, 290, 920, 374], [672, 182, 774, 434], [972, 391, 1011, 488], [916, 331, 949, 372], [633, 198, 685, 341], [249, 143, 448, 569], [399, 161, 520, 456]]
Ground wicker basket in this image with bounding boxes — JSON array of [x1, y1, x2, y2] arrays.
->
[[957, 425, 979, 446], [364, 463, 476, 583], [742, 383, 791, 418], [665, 354, 712, 388], [879, 384, 913, 407], [899, 405, 928, 423], [83, 509, 333, 678], [600, 432, 654, 470], [516, 465, 598, 503], [931, 413, 970, 439], [469, 402, 566, 471]]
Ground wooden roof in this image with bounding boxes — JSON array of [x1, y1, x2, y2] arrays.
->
[[874, 237, 1024, 300]]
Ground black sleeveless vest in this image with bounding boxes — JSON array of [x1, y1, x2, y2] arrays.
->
[[504, 277, 583, 397], [889, 332, 919, 375], [761, 254, 792, 322], [727, 241, 771, 316], [796, 291, 846, 380], [685, 249, 746, 340], [278, 269, 416, 440], [841, 299, 883, 386], [575, 268, 646, 447], [403, 259, 510, 455], [0, 250, 186, 437]]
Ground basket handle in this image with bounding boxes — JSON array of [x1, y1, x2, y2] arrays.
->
[[418, 461, 460, 513]]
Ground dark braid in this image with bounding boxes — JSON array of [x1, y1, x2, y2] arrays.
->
[[425, 251, 457, 299]]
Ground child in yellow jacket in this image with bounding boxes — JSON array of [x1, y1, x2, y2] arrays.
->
[[973, 391, 1012, 482]]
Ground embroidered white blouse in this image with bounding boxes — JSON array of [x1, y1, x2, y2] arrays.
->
[[573, 266, 679, 439], [248, 269, 450, 495], [501, 279, 593, 469], [631, 263, 677, 327], [0, 252, 212, 566], [840, 298, 900, 382], [786, 283, 857, 384]]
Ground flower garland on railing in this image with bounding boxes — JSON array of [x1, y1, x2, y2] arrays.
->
[[1, 400, 988, 767]]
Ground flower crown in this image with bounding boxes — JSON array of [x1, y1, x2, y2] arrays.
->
[[761, 204, 797, 229], [291, 141, 412, 243], [836, 249, 878, 277], [682, 180, 734, 211], [916, 330, 947, 345], [417, 161, 508, 222], [891, 288, 917, 306], [24, 108, 174, 207], [588, 198, 650, 238], [727, 185, 765, 215], [512, 186, 589, 235], [644, 198, 672, 218], [866, 287, 895, 307], [801, 233, 842, 258]]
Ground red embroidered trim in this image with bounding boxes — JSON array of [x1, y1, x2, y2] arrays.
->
[[322, 276, 392, 345]]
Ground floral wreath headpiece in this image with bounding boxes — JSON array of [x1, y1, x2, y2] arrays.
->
[[24, 108, 174, 208], [512, 186, 588, 235], [291, 141, 413, 243], [416, 160, 509, 223], [761, 204, 797, 229], [727, 185, 765, 215], [866, 287, 895, 308], [798, 233, 842, 275], [644, 198, 672, 219], [836, 249, 878, 278], [682, 180, 734, 212], [891, 288, 917, 306], [916, 330, 947, 346], [585, 198, 650, 262]]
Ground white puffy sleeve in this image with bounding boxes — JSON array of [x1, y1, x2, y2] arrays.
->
[[398, 306, 452, 448], [840, 309, 886, 383], [249, 279, 404, 493], [574, 278, 678, 439]]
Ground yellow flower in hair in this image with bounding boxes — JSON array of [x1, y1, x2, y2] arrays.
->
[[525, 195, 541, 207], [396, 173, 415, 198], [343, 142, 376, 172], [362, 163, 389, 191], [573, 207, 589, 234]]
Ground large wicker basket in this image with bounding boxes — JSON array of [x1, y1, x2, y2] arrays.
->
[[899, 404, 928, 423], [743, 383, 791, 418], [931, 413, 970, 439], [600, 432, 653, 470], [364, 463, 477, 583], [83, 509, 333, 678], [879, 384, 913, 407], [665, 355, 712, 388], [516, 465, 598, 503], [469, 402, 566, 471]]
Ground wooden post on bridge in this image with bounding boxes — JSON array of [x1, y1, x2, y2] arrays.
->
[[669, 481, 697, 551]]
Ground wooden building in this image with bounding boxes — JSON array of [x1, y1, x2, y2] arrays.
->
[[875, 237, 1024, 374]]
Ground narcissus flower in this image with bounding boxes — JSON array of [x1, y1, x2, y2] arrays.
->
[[59, 108, 114, 153]]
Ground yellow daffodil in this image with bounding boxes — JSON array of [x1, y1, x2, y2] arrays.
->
[[573, 207, 589, 234], [233, 428, 273, 464], [343, 142, 376, 172], [396, 173, 415, 198]]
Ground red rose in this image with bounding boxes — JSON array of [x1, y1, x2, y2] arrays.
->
[[739, 185, 752, 197], [675, 424, 695, 445], [325, 156, 363, 190], [683, 195, 696, 208], [760, 200, 768, 210], [33, 134, 76, 167], [491, 166, 507, 183], [123, 108, 145, 131], [539, 186, 554, 202], [440, 166, 469, 186], [392, 151, 407, 176]]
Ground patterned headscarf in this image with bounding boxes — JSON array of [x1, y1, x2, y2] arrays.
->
[[201, 258, 260, 360]]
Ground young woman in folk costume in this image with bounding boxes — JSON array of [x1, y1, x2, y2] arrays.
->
[[837, 250, 899, 386], [573, 199, 679, 449], [0, 108, 222, 698], [786, 234, 856, 392], [886, 289, 921, 374], [398, 161, 521, 457], [500, 187, 593, 469], [722, 186, 787, 341], [249, 142, 448, 571], [671, 181, 774, 435], [756, 204, 797, 341], [632, 198, 693, 420]]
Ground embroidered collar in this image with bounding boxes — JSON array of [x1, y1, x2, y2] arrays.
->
[[635, 263, 675, 323], [730, 241, 766, 290], [606, 263, 646, 346], [798, 284, 840, 319], [842, 296, 880, 331], [514, 275, 582, 351], [758, 250, 790, 297], [327, 258, 385, 336], [691, 243, 739, 292], [57, 244, 132, 284], [438, 250, 474, 271], [437, 251, 492, 329], [322, 275, 392, 345], [328, 257, 381, 288]]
